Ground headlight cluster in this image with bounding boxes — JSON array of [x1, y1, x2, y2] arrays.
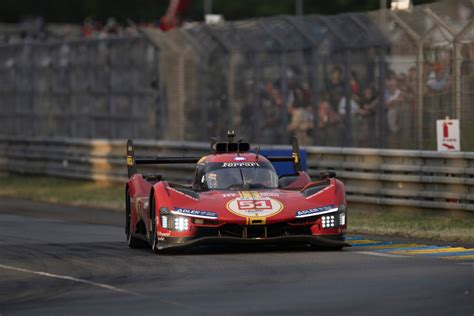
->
[[321, 215, 335, 228], [174, 217, 189, 231], [320, 204, 346, 229], [160, 207, 189, 231], [160, 215, 189, 231]]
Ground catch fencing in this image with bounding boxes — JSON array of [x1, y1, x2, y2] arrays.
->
[[0, 1, 473, 151], [1, 136, 472, 212], [0, 36, 162, 139]]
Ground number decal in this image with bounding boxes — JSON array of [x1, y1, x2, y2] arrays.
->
[[236, 199, 273, 210]]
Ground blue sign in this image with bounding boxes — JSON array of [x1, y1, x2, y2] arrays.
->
[[259, 149, 307, 176]]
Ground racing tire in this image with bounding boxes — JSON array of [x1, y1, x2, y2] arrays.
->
[[149, 193, 162, 254], [126, 189, 145, 249]]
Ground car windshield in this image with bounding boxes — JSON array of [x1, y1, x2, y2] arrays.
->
[[204, 161, 278, 190]]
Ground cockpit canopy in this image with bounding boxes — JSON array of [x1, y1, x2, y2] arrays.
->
[[193, 160, 279, 191]]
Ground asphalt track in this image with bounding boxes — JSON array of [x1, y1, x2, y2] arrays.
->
[[0, 199, 473, 316]]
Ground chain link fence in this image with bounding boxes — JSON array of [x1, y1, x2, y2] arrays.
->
[[0, 1, 473, 150], [0, 36, 161, 139]]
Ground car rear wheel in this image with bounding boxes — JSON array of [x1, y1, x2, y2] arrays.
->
[[126, 189, 145, 248]]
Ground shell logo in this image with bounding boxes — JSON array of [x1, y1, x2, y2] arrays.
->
[[226, 197, 284, 218]]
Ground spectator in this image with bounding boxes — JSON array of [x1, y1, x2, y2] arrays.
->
[[287, 102, 313, 146], [261, 81, 282, 144], [103, 17, 121, 36], [385, 75, 403, 147], [82, 18, 95, 38], [355, 86, 378, 147], [427, 62, 450, 93], [337, 95, 359, 116], [326, 66, 345, 112], [317, 93, 341, 146], [350, 70, 361, 99]]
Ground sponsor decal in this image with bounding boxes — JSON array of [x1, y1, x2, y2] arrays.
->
[[295, 205, 337, 218], [234, 156, 246, 161], [222, 162, 260, 168], [168, 187, 199, 201], [305, 184, 333, 199], [157, 231, 171, 237], [126, 155, 134, 166], [222, 193, 238, 198], [172, 208, 218, 219], [226, 197, 283, 218], [259, 192, 280, 197]]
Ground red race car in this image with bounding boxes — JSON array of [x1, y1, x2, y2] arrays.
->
[[125, 132, 350, 253]]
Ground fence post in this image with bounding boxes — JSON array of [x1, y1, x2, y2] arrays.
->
[[377, 47, 386, 148], [454, 21, 474, 121], [387, 11, 423, 149], [281, 16, 322, 146]]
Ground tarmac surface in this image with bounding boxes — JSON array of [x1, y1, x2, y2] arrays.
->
[[0, 198, 473, 316]]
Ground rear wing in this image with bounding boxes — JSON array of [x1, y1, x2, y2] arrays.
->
[[126, 136, 302, 178]]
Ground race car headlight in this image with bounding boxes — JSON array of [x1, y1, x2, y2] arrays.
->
[[161, 215, 168, 229], [338, 204, 346, 226], [321, 215, 336, 228], [159, 207, 170, 229], [174, 217, 189, 231]]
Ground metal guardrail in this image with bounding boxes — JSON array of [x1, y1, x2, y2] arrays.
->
[[0, 136, 472, 212]]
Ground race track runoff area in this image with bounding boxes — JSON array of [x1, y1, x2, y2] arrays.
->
[[0, 200, 472, 316]]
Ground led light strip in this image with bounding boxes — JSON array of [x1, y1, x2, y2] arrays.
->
[[295, 207, 339, 218], [170, 210, 218, 220]]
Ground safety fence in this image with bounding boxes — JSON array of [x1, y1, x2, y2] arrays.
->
[[0, 136, 472, 212], [0, 36, 162, 139], [1, 1, 473, 151]]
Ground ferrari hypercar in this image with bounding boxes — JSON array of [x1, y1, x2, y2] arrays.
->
[[125, 132, 350, 253]]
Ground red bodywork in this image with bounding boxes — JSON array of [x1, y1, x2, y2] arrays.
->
[[126, 151, 349, 252]]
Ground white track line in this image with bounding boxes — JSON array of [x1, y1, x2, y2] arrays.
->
[[356, 251, 408, 258], [0, 263, 144, 297]]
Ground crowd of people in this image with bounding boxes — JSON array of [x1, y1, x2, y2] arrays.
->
[[0, 17, 144, 44], [260, 62, 452, 148]]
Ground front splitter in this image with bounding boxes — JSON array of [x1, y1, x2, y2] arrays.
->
[[157, 235, 351, 252]]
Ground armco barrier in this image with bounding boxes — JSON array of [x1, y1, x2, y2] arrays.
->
[[0, 136, 472, 212]]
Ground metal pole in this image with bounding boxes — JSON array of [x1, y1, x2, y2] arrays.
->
[[377, 47, 386, 148], [416, 44, 424, 150], [204, 0, 212, 16], [310, 49, 319, 145], [295, 0, 303, 16], [380, 0, 387, 33], [343, 50, 352, 147]]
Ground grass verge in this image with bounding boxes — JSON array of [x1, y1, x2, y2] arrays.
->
[[0, 174, 472, 243], [0, 174, 124, 210], [350, 210, 474, 244]]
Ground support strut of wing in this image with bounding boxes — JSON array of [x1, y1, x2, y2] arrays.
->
[[264, 137, 302, 173]]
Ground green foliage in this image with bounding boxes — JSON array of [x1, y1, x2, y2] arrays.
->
[[0, 0, 436, 23]]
